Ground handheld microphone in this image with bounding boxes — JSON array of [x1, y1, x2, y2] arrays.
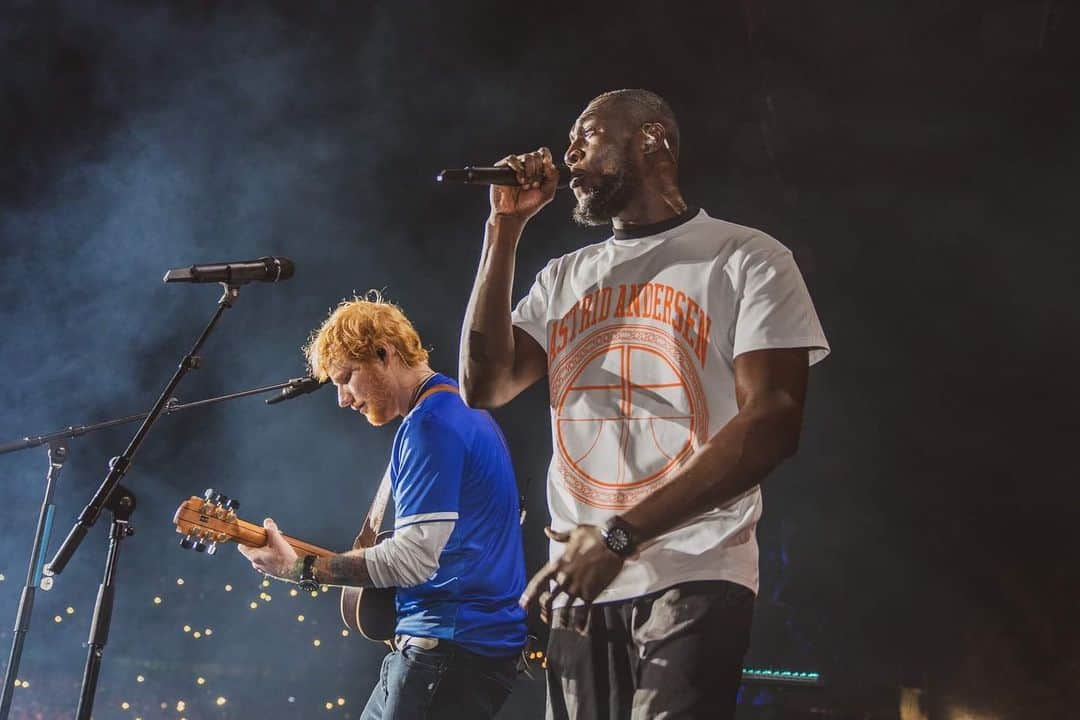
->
[[437, 165, 572, 188], [163, 256, 295, 284], [266, 376, 327, 405]]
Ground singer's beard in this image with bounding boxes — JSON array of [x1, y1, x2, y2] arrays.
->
[[572, 166, 637, 227]]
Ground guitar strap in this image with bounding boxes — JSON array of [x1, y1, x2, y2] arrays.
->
[[350, 383, 459, 550]]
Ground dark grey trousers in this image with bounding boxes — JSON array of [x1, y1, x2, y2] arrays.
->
[[545, 580, 754, 720]]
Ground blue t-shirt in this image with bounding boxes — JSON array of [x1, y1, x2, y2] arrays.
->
[[389, 373, 527, 656]]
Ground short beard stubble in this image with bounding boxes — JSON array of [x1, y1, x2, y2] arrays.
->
[[572, 143, 639, 227]]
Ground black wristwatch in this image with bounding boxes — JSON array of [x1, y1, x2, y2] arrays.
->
[[600, 516, 636, 557], [297, 554, 319, 592]]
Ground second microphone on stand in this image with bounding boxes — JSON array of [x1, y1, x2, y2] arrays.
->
[[266, 377, 327, 405]]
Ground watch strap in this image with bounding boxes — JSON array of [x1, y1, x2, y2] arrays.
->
[[298, 554, 319, 591]]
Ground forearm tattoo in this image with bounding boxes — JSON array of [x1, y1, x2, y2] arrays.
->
[[284, 557, 305, 583], [312, 550, 373, 588]]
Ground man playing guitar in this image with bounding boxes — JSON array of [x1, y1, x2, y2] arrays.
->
[[239, 291, 527, 719]]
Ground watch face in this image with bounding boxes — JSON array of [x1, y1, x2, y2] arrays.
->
[[607, 526, 630, 554]]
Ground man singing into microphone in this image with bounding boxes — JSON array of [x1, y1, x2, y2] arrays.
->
[[459, 89, 830, 718], [240, 292, 527, 719]]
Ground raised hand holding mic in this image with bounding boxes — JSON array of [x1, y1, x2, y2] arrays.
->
[[438, 164, 572, 188], [444, 147, 566, 226]]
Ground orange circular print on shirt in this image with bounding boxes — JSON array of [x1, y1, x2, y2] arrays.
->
[[549, 323, 709, 510]]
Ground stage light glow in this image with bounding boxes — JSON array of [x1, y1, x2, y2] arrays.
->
[[337, 698, 345, 706], [325, 702, 333, 710], [249, 602, 258, 609], [54, 615, 62, 623], [196, 677, 206, 685], [121, 701, 130, 710], [741, 667, 822, 685], [216, 696, 227, 706], [153, 596, 162, 605], [262, 579, 271, 588], [313, 638, 321, 647], [183, 625, 191, 633], [290, 588, 299, 597], [193, 631, 202, 639], [176, 578, 185, 585], [225, 584, 233, 592], [204, 628, 213, 636], [66, 606, 75, 614], [341, 629, 349, 637], [297, 614, 305, 622], [136, 675, 144, 683]]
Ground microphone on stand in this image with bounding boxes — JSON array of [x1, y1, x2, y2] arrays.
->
[[266, 376, 327, 405], [163, 256, 295, 284], [436, 165, 573, 188]]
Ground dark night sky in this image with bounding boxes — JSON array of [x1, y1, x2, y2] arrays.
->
[[1, 1, 1078, 718]]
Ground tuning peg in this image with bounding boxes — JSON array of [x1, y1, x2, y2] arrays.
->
[[179, 534, 196, 550], [223, 498, 240, 512], [206, 542, 218, 556], [216, 493, 231, 508], [194, 540, 207, 553], [203, 488, 220, 503]]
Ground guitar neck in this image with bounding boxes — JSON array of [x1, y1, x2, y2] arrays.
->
[[232, 517, 336, 558]]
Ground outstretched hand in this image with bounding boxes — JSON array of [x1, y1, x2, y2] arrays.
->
[[238, 518, 300, 582], [519, 525, 625, 631]]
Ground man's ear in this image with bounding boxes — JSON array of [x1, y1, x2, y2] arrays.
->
[[641, 122, 665, 155]]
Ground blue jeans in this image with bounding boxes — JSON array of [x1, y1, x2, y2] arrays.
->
[[360, 641, 517, 720]]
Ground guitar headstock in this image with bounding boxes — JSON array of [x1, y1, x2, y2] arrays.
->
[[173, 488, 242, 556]]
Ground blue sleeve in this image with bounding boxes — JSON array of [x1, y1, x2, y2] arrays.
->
[[391, 413, 464, 530]]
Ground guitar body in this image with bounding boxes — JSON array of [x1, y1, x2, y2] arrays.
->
[[340, 531, 397, 641]]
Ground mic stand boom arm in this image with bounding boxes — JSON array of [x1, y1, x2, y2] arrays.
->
[[45, 283, 241, 577], [0, 382, 304, 720], [0, 380, 304, 457], [40, 282, 240, 720]]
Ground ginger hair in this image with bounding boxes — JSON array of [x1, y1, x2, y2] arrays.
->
[[304, 290, 429, 381]]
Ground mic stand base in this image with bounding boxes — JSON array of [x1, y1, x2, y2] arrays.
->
[[0, 441, 66, 720], [75, 486, 136, 720]]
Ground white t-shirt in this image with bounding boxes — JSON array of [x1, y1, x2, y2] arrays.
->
[[511, 209, 829, 605]]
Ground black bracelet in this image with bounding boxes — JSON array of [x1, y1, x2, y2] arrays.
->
[[297, 554, 319, 591]]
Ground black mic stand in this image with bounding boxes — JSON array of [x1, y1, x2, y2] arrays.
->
[[19, 282, 242, 720], [76, 482, 134, 718], [0, 379, 307, 719], [0, 440, 66, 720]]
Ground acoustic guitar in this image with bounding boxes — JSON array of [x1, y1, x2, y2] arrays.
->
[[173, 489, 396, 642], [173, 384, 460, 644]]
